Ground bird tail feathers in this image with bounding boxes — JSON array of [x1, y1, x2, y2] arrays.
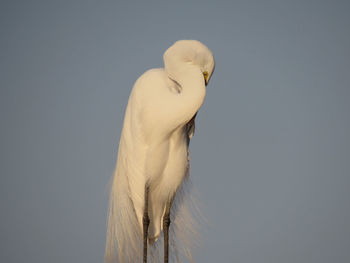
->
[[105, 163, 203, 262]]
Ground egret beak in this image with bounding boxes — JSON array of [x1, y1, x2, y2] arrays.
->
[[203, 71, 209, 85]]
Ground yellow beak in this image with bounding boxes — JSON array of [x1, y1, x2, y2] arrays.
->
[[203, 71, 209, 85]]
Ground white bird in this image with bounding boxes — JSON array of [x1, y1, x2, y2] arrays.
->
[[105, 40, 215, 263]]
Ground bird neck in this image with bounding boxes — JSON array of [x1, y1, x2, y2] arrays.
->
[[166, 64, 206, 125]]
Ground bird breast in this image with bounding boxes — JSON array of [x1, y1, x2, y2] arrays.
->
[[147, 126, 188, 189]]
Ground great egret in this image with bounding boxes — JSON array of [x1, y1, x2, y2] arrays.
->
[[105, 40, 215, 263]]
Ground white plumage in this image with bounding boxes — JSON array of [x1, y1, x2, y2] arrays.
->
[[105, 40, 215, 262]]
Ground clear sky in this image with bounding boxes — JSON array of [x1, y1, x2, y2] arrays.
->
[[1, 0, 350, 262]]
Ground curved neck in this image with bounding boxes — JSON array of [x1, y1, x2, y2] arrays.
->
[[166, 64, 206, 125]]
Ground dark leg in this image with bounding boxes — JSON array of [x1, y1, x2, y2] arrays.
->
[[163, 197, 174, 263], [143, 186, 150, 263]]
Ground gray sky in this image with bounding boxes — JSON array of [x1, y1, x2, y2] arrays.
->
[[1, 0, 350, 262]]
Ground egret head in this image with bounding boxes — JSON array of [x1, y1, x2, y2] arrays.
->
[[164, 40, 215, 86]]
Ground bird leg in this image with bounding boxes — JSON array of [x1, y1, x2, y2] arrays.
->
[[143, 186, 150, 263], [163, 196, 174, 263]]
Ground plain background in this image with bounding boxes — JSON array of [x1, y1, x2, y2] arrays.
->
[[1, 0, 350, 262]]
